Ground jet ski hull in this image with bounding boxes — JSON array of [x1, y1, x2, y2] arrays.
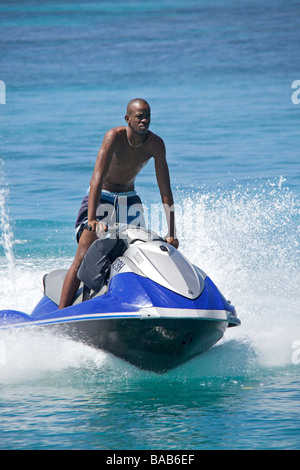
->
[[0, 272, 238, 373], [55, 316, 227, 373], [0, 227, 241, 373]]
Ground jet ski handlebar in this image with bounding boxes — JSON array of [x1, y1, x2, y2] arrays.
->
[[89, 222, 166, 245]]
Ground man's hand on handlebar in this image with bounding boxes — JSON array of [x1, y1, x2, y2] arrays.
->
[[165, 237, 179, 249], [87, 221, 108, 238]]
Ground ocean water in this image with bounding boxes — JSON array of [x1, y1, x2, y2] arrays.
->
[[0, 0, 299, 451]]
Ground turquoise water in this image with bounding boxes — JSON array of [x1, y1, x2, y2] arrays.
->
[[0, 0, 299, 450]]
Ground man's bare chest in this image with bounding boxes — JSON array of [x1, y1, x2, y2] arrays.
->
[[112, 149, 152, 171]]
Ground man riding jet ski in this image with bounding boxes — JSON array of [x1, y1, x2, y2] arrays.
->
[[0, 224, 240, 373]]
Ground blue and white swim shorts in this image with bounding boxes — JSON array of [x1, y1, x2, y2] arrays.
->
[[75, 189, 145, 242]]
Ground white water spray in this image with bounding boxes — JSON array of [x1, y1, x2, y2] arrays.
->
[[0, 159, 17, 307]]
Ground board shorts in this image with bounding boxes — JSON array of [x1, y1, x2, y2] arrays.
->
[[75, 189, 146, 243]]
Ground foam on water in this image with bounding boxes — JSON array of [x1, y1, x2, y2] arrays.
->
[[0, 178, 299, 384], [0, 160, 18, 306], [175, 179, 299, 374]]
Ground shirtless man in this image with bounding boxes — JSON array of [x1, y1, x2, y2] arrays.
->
[[59, 98, 179, 309]]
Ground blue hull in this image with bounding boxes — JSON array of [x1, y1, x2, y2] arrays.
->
[[0, 272, 240, 372]]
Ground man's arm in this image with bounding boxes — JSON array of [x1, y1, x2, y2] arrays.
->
[[153, 138, 179, 248], [88, 129, 117, 230]]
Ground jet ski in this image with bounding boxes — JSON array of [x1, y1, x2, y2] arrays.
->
[[0, 225, 240, 373]]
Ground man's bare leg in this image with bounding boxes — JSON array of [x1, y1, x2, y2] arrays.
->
[[59, 229, 98, 309]]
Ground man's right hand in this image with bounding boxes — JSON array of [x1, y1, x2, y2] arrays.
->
[[87, 219, 98, 232], [87, 220, 108, 237]]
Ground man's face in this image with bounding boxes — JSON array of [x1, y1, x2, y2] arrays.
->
[[126, 104, 151, 135]]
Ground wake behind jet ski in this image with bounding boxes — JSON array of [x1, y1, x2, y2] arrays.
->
[[0, 225, 240, 373]]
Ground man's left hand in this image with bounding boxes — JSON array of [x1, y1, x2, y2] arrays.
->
[[165, 237, 179, 249]]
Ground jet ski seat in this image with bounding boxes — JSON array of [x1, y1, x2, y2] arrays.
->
[[43, 226, 160, 306], [43, 269, 70, 306], [43, 238, 127, 306]]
